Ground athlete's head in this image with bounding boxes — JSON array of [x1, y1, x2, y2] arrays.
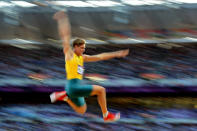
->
[[72, 38, 86, 56]]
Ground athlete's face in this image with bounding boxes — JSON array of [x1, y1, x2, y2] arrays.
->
[[74, 44, 85, 56]]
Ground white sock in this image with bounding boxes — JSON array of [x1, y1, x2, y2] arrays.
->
[[103, 111, 108, 118], [63, 96, 68, 101]]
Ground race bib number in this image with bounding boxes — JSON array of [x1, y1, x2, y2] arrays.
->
[[77, 65, 84, 75]]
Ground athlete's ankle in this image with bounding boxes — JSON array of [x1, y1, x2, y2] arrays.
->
[[63, 96, 68, 101], [103, 111, 108, 118]]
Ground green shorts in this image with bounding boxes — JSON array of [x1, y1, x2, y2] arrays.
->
[[65, 79, 93, 107]]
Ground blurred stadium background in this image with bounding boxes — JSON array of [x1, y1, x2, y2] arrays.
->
[[1, 0, 197, 130]]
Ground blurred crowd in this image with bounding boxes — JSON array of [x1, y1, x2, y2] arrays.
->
[[0, 43, 197, 81], [1, 97, 197, 130]]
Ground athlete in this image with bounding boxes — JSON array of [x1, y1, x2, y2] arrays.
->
[[50, 11, 129, 122]]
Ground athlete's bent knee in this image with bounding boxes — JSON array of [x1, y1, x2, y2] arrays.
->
[[100, 86, 106, 93], [97, 86, 105, 95], [76, 105, 87, 115], [93, 85, 105, 95]]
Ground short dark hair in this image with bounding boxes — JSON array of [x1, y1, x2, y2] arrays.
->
[[72, 38, 86, 47]]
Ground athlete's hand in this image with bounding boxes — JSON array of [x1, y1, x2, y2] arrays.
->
[[115, 49, 129, 58], [53, 11, 67, 21]]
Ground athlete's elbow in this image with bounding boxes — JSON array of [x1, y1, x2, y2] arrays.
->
[[63, 47, 69, 53], [90, 56, 102, 62]]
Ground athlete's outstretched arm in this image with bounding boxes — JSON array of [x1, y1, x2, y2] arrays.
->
[[83, 49, 129, 62], [53, 11, 73, 59]]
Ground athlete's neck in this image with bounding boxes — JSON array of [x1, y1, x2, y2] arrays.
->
[[74, 51, 82, 57]]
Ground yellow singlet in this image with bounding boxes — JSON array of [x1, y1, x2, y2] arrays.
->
[[65, 53, 84, 80]]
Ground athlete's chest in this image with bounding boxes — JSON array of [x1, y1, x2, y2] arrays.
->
[[74, 56, 83, 66]]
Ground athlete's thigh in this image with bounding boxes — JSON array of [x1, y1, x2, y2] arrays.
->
[[69, 84, 93, 97], [70, 97, 86, 107]]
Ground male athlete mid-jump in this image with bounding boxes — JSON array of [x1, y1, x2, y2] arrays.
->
[[50, 11, 129, 122]]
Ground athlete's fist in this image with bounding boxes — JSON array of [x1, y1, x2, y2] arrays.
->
[[115, 49, 129, 58], [53, 11, 67, 20]]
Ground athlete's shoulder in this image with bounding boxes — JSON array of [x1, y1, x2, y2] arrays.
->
[[65, 48, 74, 61]]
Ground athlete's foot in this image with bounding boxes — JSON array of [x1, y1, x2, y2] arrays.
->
[[50, 91, 68, 103], [103, 112, 120, 122]]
